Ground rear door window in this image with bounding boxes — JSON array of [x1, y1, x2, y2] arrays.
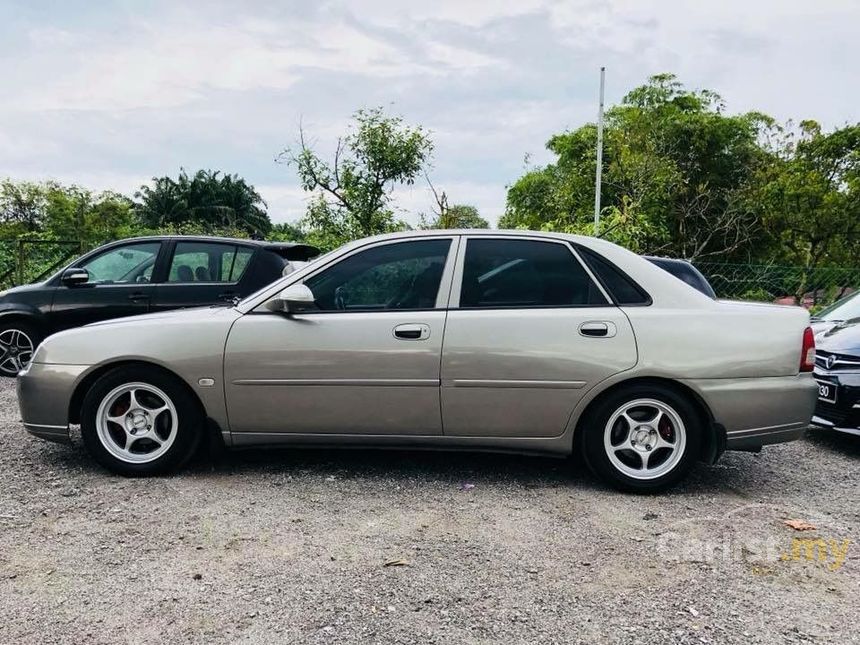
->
[[459, 239, 607, 308], [168, 242, 251, 283]]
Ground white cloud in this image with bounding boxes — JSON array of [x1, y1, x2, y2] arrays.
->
[[1, 0, 858, 235], [9, 6, 509, 114]]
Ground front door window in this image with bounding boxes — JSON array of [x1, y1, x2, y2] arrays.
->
[[80, 242, 161, 284], [304, 239, 452, 311]]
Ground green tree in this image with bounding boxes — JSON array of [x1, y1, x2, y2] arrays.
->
[[419, 178, 489, 229], [750, 120, 860, 300], [1, 179, 137, 246], [281, 108, 433, 249], [134, 169, 271, 237], [267, 221, 307, 242], [0, 179, 47, 235], [42, 186, 136, 248], [503, 74, 770, 260]]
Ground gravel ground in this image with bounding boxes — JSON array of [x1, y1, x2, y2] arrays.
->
[[0, 379, 858, 645]]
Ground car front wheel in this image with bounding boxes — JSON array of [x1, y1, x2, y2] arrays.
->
[[582, 385, 702, 493], [0, 321, 40, 377], [80, 366, 203, 476]]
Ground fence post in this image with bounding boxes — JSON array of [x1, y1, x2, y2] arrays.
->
[[16, 239, 24, 286]]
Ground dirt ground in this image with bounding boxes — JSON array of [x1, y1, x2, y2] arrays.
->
[[0, 379, 858, 644]]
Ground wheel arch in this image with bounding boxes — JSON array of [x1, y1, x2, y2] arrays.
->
[[69, 360, 207, 425], [0, 309, 48, 336], [572, 376, 725, 464]]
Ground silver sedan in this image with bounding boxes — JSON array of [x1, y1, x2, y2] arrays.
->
[[17, 230, 818, 491]]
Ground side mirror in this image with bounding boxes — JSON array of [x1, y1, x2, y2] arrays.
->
[[265, 283, 316, 314], [60, 267, 90, 287]]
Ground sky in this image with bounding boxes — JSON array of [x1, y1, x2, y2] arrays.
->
[[0, 0, 857, 227]]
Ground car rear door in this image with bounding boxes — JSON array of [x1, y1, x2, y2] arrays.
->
[[223, 236, 458, 436], [151, 240, 256, 311], [440, 236, 638, 437], [49, 240, 164, 331]]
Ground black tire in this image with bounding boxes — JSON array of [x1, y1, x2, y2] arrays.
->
[[80, 365, 203, 476], [581, 384, 703, 493], [0, 320, 42, 377]]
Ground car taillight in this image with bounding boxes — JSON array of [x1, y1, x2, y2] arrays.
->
[[800, 326, 815, 372]]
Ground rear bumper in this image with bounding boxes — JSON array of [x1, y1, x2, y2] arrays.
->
[[681, 374, 816, 451], [17, 362, 88, 444]]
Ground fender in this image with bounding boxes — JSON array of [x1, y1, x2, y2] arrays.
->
[[0, 303, 51, 334]]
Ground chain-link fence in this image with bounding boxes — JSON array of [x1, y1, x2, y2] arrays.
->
[[0, 237, 858, 311], [695, 262, 860, 307], [0, 239, 85, 290]]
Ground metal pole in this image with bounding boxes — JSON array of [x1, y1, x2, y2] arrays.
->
[[17, 239, 24, 285], [593, 66, 606, 235]]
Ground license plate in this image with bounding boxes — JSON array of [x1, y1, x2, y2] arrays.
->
[[816, 380, 837, 404]]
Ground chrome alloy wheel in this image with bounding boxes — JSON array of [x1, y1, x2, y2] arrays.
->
[[0, 328, 34, 375], [95, 382, 179, 464], [603, 398, 687, 480]]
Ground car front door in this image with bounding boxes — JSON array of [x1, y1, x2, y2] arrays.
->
[[224, 237, 457, 435], [49, 241, 163, 331], [151, 241, 256, 311], [440, 236, 638, 437]]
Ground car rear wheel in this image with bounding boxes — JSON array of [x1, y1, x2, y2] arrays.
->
[[582, 384, 702, 493], [80, 366, 203, 476], [0, 321, 40, 377]]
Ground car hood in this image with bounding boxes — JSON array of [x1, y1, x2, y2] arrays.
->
[[84, 305, 236, 328], [0, 281, 49, 300], [815, 319, 860, 355]]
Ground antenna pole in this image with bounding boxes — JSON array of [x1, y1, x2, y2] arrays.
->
[[593, 66, 606, 235]]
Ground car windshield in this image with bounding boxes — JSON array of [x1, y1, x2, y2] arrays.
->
[[813, 291, 860, 322]]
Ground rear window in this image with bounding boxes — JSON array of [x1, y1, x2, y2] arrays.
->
[[578, 247, 651, 306], [646, 257, 716, 298]]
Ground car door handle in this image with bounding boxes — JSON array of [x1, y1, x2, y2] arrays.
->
[[579, 321, 616, 338], [393, 323, 430, 340], [127, 292, 149, 302]]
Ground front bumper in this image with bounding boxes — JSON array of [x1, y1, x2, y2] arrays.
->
[[681, 374, 817, 451], [810, 368, 860, 436], [17, 362, 88, 444]]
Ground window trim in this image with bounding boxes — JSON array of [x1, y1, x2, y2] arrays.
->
[[574, 244, 653, 307], [448, 236, 614, 310], [260, 236, 459, 315], [163, 240, 257, 286]]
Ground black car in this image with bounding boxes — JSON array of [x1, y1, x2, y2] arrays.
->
[[0, 235, 318, 376], [811, 320, 860, 438], [810, 290, 860, 335], [644, 256, 717, 298]]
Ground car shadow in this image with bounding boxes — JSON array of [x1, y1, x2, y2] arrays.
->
[[804, 425, 860, 456], [190, 443, 770, 496], [33, 431, 802, 496], [194, 444, 598, 489]]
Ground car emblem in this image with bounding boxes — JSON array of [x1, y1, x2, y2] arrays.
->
[[826, 355, 836, 370]]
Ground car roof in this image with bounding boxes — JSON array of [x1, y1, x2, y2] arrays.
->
[[236, 228, 717, 313], [98, 235, 320, 260]]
